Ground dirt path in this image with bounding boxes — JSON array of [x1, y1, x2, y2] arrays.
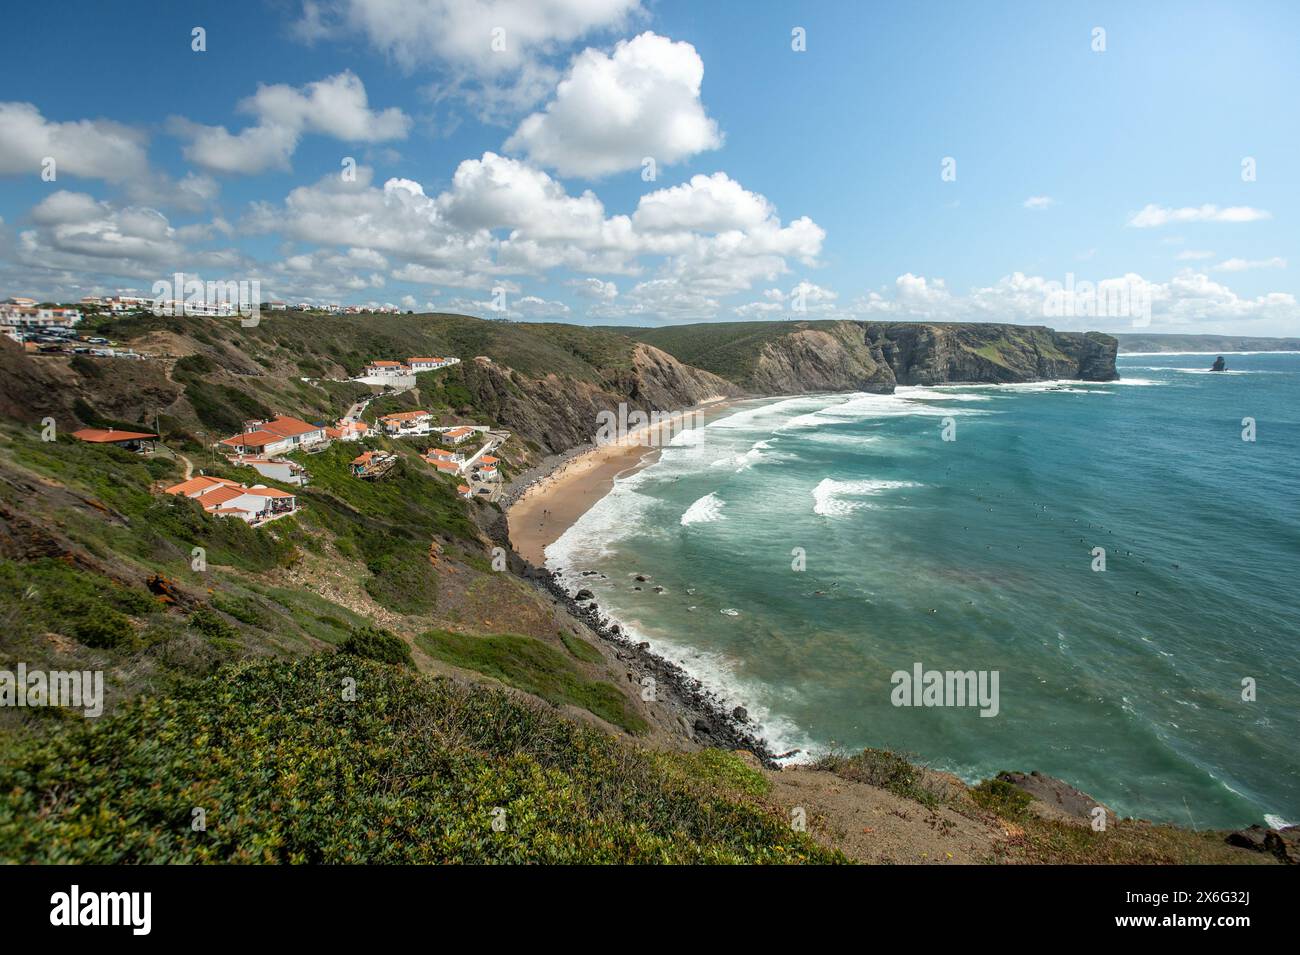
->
[[175, 451, 194, 480]]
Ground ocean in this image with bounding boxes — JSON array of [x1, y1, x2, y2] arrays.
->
[[547, 352, 1300, 828]]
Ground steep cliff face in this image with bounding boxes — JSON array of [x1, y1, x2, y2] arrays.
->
[[624, 320, 1119, 395], [455, 344, 740, 454], [749, 322, 895, 394], [865, 323, 1119, 386]]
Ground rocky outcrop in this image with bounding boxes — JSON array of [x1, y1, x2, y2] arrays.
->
[[750, 322, 895, 394], [634, 320, 1120, 395], [996, 770, 1113, 828], [866, 323, 1119, 386]]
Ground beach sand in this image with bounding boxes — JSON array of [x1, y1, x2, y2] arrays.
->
[[508, 398, 736, 565]]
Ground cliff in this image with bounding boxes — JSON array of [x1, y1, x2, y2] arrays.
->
[[622, 320, 1119, 394]]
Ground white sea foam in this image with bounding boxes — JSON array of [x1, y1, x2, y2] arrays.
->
[[681, 491, 725, 526], [812, 478, 919, 516]]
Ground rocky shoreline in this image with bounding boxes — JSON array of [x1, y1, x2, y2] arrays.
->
[[520, 559, 785, 766]]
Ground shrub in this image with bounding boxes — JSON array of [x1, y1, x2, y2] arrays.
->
[[72, 609, 137, 650], [972, 778, 1035, 821], [0, 656, 840, 864], [341, 626, 413, 668]]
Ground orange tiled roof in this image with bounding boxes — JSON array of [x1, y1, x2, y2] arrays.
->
[[379, 410, 431, 423], [244, 486, 295, 499], [408, 356, 443, 363], [220, 429, 279, 448], [479, 455, 499, 464], [71, 428, 157, 443], [165, 476, 239, 496], [261, 416, 320, 438]]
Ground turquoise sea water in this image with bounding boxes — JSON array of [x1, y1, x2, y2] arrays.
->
[[548, 353, 1300, 827]]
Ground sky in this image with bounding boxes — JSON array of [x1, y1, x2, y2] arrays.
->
[[1, 0, 1297, 334]]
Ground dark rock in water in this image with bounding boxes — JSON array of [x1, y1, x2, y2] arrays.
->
[[609, 624, 621, 635], [635, 574, 649, 582], [1226, 825, 1269, 851], [732, 706, 749, 722], [692, 718, 714, 737], [653, 585, 665, 593], [996, 770, 1110, 826], [1265, 826, 1300, 864], [1211, 355, 1227, 372], [574, 588, 594, 601]]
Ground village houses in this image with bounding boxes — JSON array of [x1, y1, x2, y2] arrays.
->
[[163, 476, 298, 525], [219, 416, 328, 455], [378, 410, 434, 436]]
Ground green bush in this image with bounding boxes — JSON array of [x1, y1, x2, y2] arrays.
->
[[188, 606, 240, 643], [72, 609, 137, 650], [341, 626, 413, 667], [972, 778, 1035, 821], [0, 656, 838, 864], [417, 630, 647, 735]]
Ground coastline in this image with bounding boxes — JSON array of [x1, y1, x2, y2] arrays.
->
[[506, 395, 739, 565]]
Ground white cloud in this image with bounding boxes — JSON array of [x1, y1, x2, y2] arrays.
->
[[1128, 203, 1271, 227], [0, 102, 148, 182], [633, 172, 771, 232], [1212, 256, 1286, 272], [14, 191, 243, 283], [175, 72, 410, 175], [836, 269, 1297, 334], [245, 153, 823, 316], [568, 276, 618, 300], [506, 32, 721, 177], [1023, 196, 1055, 210], [1175, 249, 1215, 261]]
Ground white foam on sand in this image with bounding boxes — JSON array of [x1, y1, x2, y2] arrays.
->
[[681, 491, 725, 526], [812, 478, 920, 516]]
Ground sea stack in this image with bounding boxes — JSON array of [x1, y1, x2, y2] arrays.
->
[[1211, 355, 1227, 372]]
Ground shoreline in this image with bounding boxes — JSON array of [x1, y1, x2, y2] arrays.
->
[[506, 396, 739, 565]]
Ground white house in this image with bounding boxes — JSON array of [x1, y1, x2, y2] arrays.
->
[[440, 426, 476, 445], [220, 415, 327, 455], [378, 410, 434, 436], [163, 476, 299, 524], [363, 360, 410, 377]]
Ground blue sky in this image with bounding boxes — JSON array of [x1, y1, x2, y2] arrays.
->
[[1, 0, 1297, 333]]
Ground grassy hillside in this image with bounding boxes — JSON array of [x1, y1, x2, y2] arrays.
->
[[0, 423, 641, 740], [0, 655, 838, 863], [601, 319, 826, 383], [1114, 332, 1300, 353]]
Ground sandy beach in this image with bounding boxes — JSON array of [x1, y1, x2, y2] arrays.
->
[[508, 397, 737, 565]]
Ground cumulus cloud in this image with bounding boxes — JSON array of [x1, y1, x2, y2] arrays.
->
[[14, 190, 243, 283], [302, 0, 642, 72], [244, 152, 823, 318], [174, 72, 410, 175], [836, 269, 1296, 334], [1128, 203, 1271, 227], [0, 102, 148, 182], [568, 276, 618, 300], [506, 32, 721, 177]]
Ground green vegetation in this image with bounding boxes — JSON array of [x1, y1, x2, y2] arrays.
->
[[0, 656, 838, 864], [814, 748, 940, 808], [559, 630, 603, 664], [971, 778, 1035, 820], [341, 625, 413, 668], [417, 630, 648, 735]]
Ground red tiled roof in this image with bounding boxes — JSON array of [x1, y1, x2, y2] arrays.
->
[[197, 486, 246, 508], [479, 455, 499, 464], [165, 476, 239, 496], [261, 416, 320, 438], [408, 356, 443, 363], [380, 410, 431, 423], [244, 487, 295, 499], [71, 428, 156, 443], [220, 429, 279, 449]]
